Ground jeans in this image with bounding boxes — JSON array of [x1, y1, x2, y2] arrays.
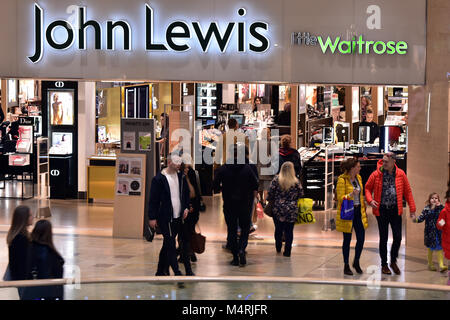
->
[[224, 205, 252, 257], [376, 206, 402, 266], [342, 205, 365, 265], [273, 218, 295, 252], [157, 218, 182, 275]]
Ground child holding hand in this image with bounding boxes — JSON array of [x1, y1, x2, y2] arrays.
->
[[436, 189, 450, 283], [413, 193, 447, 272]]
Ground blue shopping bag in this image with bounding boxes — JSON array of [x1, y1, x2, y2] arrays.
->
[[340, 198, 354, 221]]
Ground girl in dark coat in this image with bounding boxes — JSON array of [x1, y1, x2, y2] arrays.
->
[[6, 206, 33, 299], [23, 220, 65, 300], [413, 193, 447, 272]]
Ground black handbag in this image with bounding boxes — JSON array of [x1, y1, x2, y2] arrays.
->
[[191, 225, 206, 254], [263, 200, 274, 217]]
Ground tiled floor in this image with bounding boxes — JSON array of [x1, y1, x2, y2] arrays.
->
[[0, 195, 449, 300]]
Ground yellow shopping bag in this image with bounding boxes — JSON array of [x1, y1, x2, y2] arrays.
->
[[296, 198, 315, 225]]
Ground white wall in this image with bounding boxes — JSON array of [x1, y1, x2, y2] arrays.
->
[[77, 82, 96, 193]]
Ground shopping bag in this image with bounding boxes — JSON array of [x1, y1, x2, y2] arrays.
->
[[340, 198, 354, 220], [296, 198, 315, 224], [191, 225, 206, 254], [256, 202, 264, 219]]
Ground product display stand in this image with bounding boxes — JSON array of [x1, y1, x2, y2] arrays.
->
[[36, 137, 51, 218], [323, 145, 337, 231], [113, 153, 147, 239]]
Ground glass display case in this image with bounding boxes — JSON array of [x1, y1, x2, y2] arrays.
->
[[196, 83, 218, 120]]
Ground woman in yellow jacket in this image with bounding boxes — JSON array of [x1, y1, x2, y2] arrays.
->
[[336, 158, 369, 276]]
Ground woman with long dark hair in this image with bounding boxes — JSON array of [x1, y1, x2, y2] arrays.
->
[[24, 220, 65, 300], [177, 162, 202, 275], [6, 206, 33, 299], [336, 158, 368, 276]]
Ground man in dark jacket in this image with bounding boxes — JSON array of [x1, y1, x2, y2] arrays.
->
[[148, 154, 190, 276], [277, 135, 302, 178], [214, 144, 259, 266]]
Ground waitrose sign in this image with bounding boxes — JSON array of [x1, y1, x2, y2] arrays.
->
[[292, 32, 408, 55]]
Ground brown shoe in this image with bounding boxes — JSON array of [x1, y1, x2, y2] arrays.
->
[[390, 262, 401, 275], [381, 265, 392, 275]]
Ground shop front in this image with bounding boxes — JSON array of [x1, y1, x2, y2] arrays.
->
[[0, 0, 428, 241]]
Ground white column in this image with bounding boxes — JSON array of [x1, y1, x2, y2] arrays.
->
[[77, 82, 96, 193]]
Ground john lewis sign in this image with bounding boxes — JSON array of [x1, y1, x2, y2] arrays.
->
[[29, 4, 270, 63], [0, 0, 427, 84]]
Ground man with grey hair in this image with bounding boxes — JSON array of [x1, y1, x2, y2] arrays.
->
[[365, 152, 416, 275]]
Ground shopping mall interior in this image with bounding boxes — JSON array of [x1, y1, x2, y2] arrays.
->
[[0, 0, 450, 301]]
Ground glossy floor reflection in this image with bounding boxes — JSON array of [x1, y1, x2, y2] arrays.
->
[[0, 196, 448, 300]]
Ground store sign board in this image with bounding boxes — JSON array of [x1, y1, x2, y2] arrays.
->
[[291, 33, 408, 55], [0, 0, 427, 84], [29, 4, 270, 63]]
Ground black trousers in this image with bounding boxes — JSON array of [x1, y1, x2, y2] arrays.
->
[[224, 205, 252, 257], [342, 205, 365, 265], [178, 211, 199, 272], [273, 217, 295, 252], [376, 206, 402, 266], [157, 218, 182, 275]]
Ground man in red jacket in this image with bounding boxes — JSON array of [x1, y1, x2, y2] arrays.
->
[[365, 152, 416, 275]]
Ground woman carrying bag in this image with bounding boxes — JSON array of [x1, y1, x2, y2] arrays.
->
[[267, 162, 303, 257], [336, 158, 368, 276]]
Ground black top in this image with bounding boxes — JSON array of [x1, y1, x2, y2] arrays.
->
[[148, 170, 191, 223], [359, 121, 379, 144], [277, 111, 291, 126], [28, 242, 65, 280], [0, 107, 5, 124], [22, 241, 65, 300], [186, 167, 202, 216], [277, 148, 302, 178], [213, 164, 258, 212], [8, 233, 30, 281]]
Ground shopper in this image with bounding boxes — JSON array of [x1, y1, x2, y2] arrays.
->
[[276, 103, 291, 126], [358, 108, 379, 143], [365, 152, 416, 275], [213, 144, 259, 266], [23, 220, 65, 300], [245, 145, 259, 235], [336, 158, 368, 275], [6, 206, 33, 299], [413, 193, 447, 272], [268, 162, 303, 257], [436, 188, 450, 284], [148, 154, 190, 276], [0, 105, 5, 124], [277, 135, 302, 179], [177, 162, 202, 275], [252, 96, 262, 113]]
